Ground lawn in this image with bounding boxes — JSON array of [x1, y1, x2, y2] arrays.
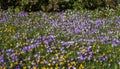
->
[[0, 9, 120, 69]]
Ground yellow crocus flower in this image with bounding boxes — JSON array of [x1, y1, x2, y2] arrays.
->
[[79, 64, 84, 69], [33, 66, 37, 69], [10, 63, 13, 68], [0, 37, 2, 40], [41, 67, 46, 69], [23, 66, 27, 69]]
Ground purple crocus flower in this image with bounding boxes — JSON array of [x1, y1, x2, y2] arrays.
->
[[15, 65, 20, 69], [89, 51, 93, 55], [78, 54, 86, 61], [94, 19, 103, 27], [0, 16, 2, 22], [18, 11, 28, 17], [98, 56, 106, 62], [118, 61, 120, 65], [0, 55, 4, 63]]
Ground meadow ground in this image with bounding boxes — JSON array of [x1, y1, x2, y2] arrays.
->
[[0, 9, 120, 69]]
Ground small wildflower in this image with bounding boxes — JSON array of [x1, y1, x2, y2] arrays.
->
[[10, 44, 13, 46], [55, 64, 58, 67], [118, 61, 120, 65], [23, 66, 27, 69], [50, 67, 53, 69], [55, 66, 59, 69], [60, 61, 63, 65], [33, 66, 37, 69], [68, 52, 72, 55], [81, 49, 86, 54], [49, 60, 52, 62], [96, 60, 99, 63], [93, 43, 96, 48], [0, 37, 2, 40], [79, 64, 84, 69], [36, 59, 40, 63], [109, 59, 112, 62], [68, 63, 71, 66], [14, 62, 18, 65], [3, 67, 6, 69], [10, 63, 13, 68], [61, 67, 65, 69], [71, 61, 76, 66], [41, 67, 46, 69], [15, 65, 20, 69], [103, 53, 106, 56], [55, 50, 58, 53]]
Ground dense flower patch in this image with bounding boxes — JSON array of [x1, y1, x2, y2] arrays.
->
[[0, 10, 120, 69]]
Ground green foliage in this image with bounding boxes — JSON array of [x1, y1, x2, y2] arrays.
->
[[0, 0, 20, 10], [41, 0, 75, 12], [0, 0, 43, 11], [0, 0, 119, 12], [82, 0, 106, 10], [106, 0, 118, 9], [72, 0, 83, 10], [82, 0, 119, 10], [19, 0, 38, 11], [0, 0, 76, 12]]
